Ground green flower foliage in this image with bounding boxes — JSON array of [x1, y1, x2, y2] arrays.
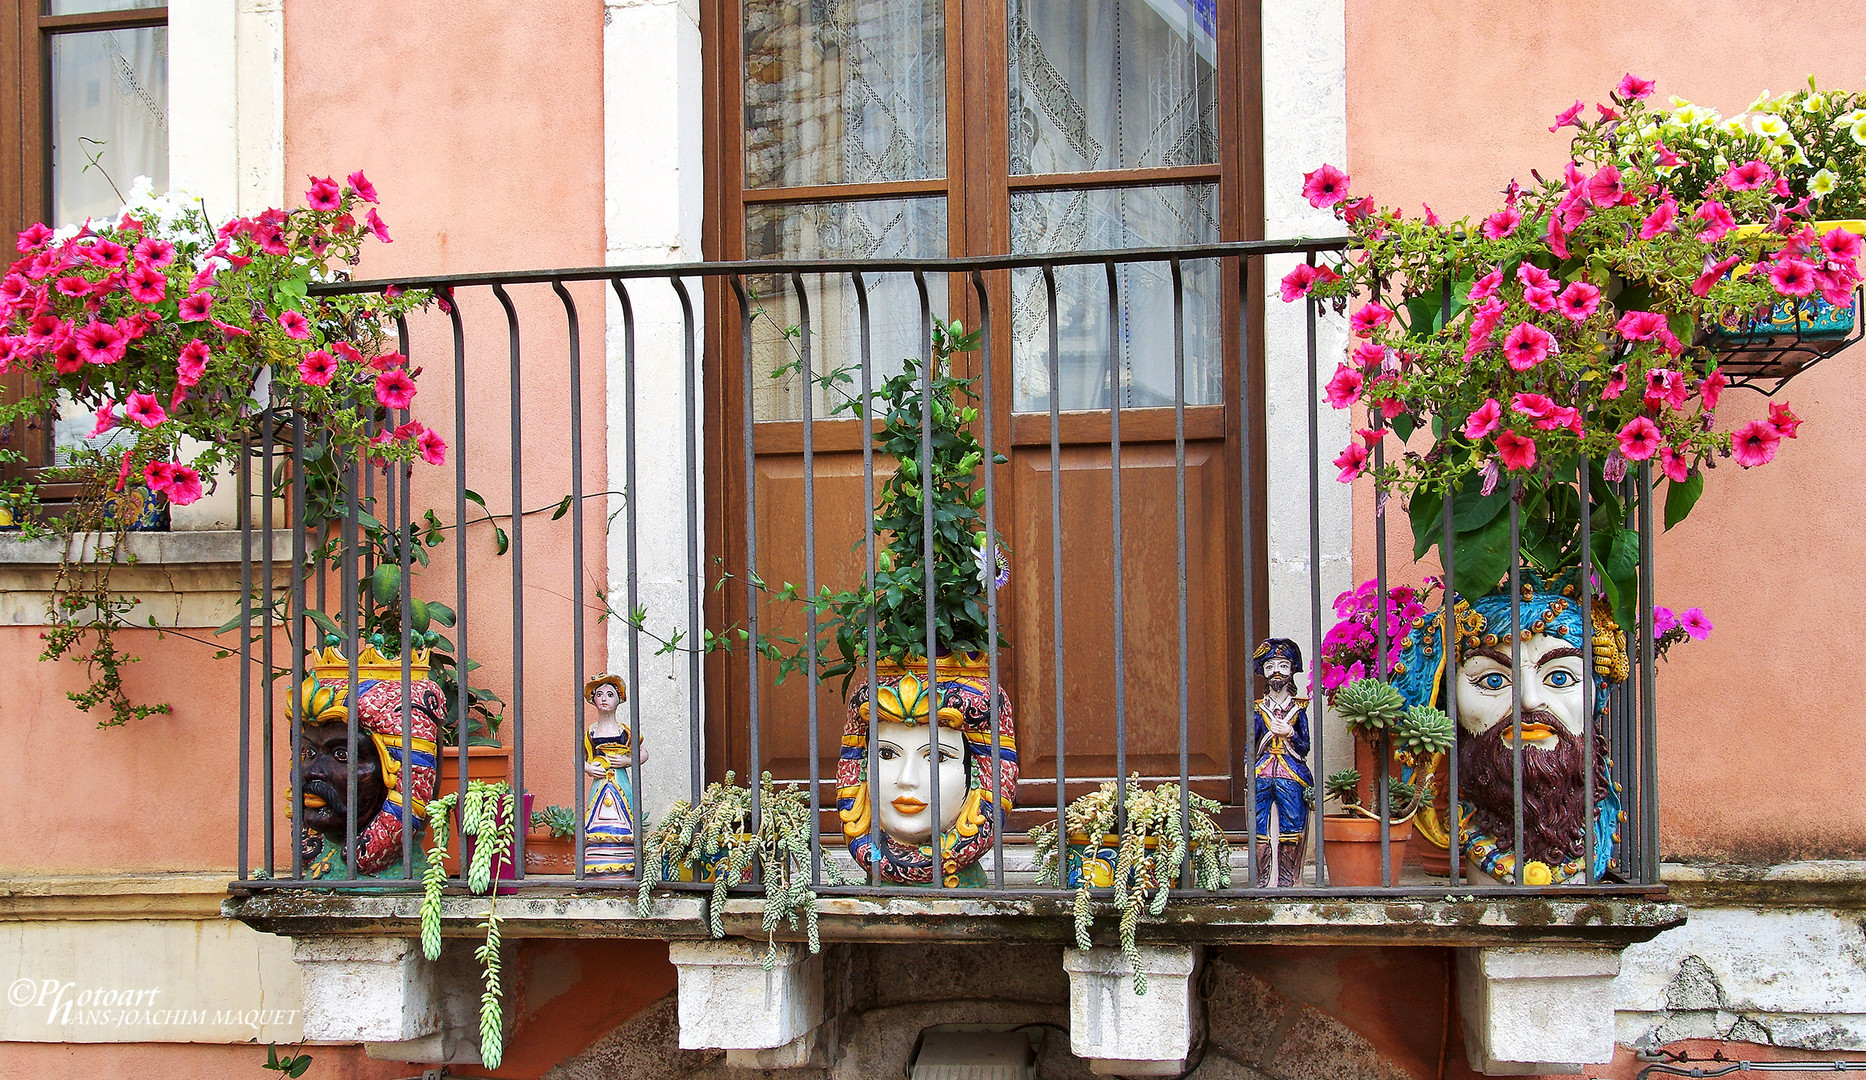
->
[[1332, 678, 1407, 736]]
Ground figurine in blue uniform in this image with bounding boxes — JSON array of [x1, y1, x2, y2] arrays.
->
[[1252, 638, 1312, 886]]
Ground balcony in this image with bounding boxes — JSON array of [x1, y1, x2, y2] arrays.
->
[[218, 239, 1686, 1072]]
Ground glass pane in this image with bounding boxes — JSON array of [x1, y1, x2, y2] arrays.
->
[[1010, 183, 1219, 413], [745, 196, 948, 422], [46, 0, 163, 14], [1008, 0, 1216, 174], [50, 26, 168, 227], [743, 0, 946, 189]]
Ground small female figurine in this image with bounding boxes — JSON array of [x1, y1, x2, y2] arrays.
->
[[583, 674, 645, 875]]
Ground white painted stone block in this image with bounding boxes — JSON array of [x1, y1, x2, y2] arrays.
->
[[291, 936, 439, 1044], [1459, 946, 1621, 1075], [667, 939, 823, 1052], [1064, 946, 1200, 1075]]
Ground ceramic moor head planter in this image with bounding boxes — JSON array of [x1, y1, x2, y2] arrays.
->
[[837, 655, 1017, 887], [295, 645, 444, 879], [1394, 571, 1628, 885]]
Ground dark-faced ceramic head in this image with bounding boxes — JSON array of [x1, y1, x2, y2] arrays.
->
[[300, 719, 388, 844]]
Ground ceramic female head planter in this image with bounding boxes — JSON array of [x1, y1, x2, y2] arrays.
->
[[837, 658, 1017, 887], [1394, 570, 1628, 884], [294, 645, 444, 879]]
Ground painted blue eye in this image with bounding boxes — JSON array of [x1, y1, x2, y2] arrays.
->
[[1477, 672, 1508, 691], [1546, 670, 1577, 688]]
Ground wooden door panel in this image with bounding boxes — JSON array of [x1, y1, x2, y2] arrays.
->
[[746, 447, 896, 787], [1008, 440, 1231, 787]]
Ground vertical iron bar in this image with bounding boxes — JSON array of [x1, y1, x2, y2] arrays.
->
[[971, 271, 1003, 890], [1372, 283, 1390, 888], [672, 276, 703, 811], [449, 291, 470, 835], [853, 272, 882, 887], [1443, 490, 1459, 885], [1042, 265, 1066, 853], [262, 409, 276, 877], [1170, 258, 1191, 885], [395, 314, 414, 879], [728, 276, 761, 842], [1579, 461, 1595, 885], [493, 284, 527, 875], [1304, 254, 1326, 886], [1237, 255, 1258, 888], [792, 272, 822, 884], [1636, 463, 1658, 884], [610, 278, 643, 882], [344, 434, 361, 879], [914, 271, 941, 887], [1508, 487, 1524, 888], [291, 414, 307, 881], [555, 283, 589, 881], [238, 427, 253, 880], [1107, 260, 1128, 836]]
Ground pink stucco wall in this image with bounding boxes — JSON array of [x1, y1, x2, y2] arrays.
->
[[1344, 1, 1866, 859]]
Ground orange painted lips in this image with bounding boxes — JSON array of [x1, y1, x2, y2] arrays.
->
[[891, 796, 927, 815], [1512, 721, 1555, 741], [301, 793, 327, 809]]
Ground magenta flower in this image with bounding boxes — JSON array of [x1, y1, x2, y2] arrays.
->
[[1731, 420, 1781, 467], [143, 459, 176, 492], [346, 170, 379, 204], [1699, 371, 1727, 411], [1615, 73, 1656, 100], [1350, 340, 1386, 370], [1511, 392, 1556, 420], [1481, 207, 1522, 239], [1301, 164, 1352, 209], [1652, 606, 1678, 634], [365, 208, 393, 244], [1721, 159, 1773, 192], [134, 237, 175, 267], [1694, 201, 1736, 242], [1517, 263, 1555, 290], [1653, 139, 1682, 168], [1617, 416, 1662, 461], [1616, 310, 1667, 341], [1502, 322, 1554, 371], [1324, 364, 1364, 409], [332, 341, 363, 364], [1639, 197, 1678, 240], [55, 275, 91, 298], [1679, 607, 1712, 640], [417, 426, 447, 466], [75, 319, 124, 365], [1549, 100, 1585, 132], [179, 293, 213, 321], [86, 239, 128, 267], [89, 401, 117, 438], [165, 464, 204, 506], [123, 391, 167, 429], [306, 176, 342, 211], [1556, 281, 1601, 321], [1659, 445, 1690, 483], [127, 262, 166, 304], [1463, 398, 1502, 440], [1522, 284, 1557, 313], [1586, 164, 1625, 206], [16, 223, 52, 251], [1468, 266, 1503, 303], [277, 309, 312, 340], [1349, 302, 1394, 336], [1421, 204, 1441, 226], [1818, 227, 1863, 265], [1767, 401, 1801, 439], [1768, 259, 1817, 298], [1280, 263, 1323, 302], [1333, 441, 1369, 483], [1495, 429, 1537, 471], [298, 349, 337, 386], [374, 369, 417, 410], [1692, 253, 1742, 297]]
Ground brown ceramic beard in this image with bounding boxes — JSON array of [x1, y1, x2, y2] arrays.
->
[[1458, 709, 1610, 867]]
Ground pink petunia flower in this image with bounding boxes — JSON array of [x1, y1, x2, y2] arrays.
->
[[1639, 197, 1678, 240], [134, 237, 175, 267], [1481, 207, 1522, 239], [1653, 139, 1681, 168], [1586, 164, 1625, 206], [126, 262, 166, 304], [1679, 607, 1712, 640], [213, 319, 252, 340], [143, 459, 176, 492], [298, 349, 337, 386], [179, 293, 213, 321], [1350, 302, 1394, 336], [1768, 259, 1817, 297], [1692, 253, 1742, 298], [1643, 368, 1689, 412], [374, 368, 417, 410], [1350, 340, 1386, 370], [1694, 201, 1736, 242], [1340, 197, 1376, 225], [277, 309, 312, 340], [1617, 416, 1662, 460], [306, 176, 343, 212], [1652, 606, 1678, 634], [1616, 73, 1656, 101], [365, 208, 393, 244], [75, 319, 124, 365], [1502, 322, 1555, 371], [55, 275, 91, 298], [1767, 401, 1801, 438], [1731, 419, 1781, 467], [176, 339, 210, 386], [1658, 445, 1690, 483], [1517, 263, 1555, 290], [1511, 392, 1556, 420], [1468, 266, 1503, 303], [85, 239, 128, 267], [1495, 429, 1537, 471], [417, 426, 447, 466], [1421, 204, 1441, 226], [1333, 441, 1369, 483], [165, 464, 204, 506], [1522, 284, 1557, 313], [1699, 371, 1727, 411], [1616, 310, 1667, 341], [123, 391, 167, 429], [1463, 398, 1502, 440], [1549, 100, 1585, 132], [1556, 281, 1601, 321], [346, 170, 379, 204], [1324, 364, 1364, 409], [1280, 263, 1323, 302], [89, 400, 117, 438], [1721, 159, 1774, 192], [16, 223, 53, 252], [331, 341, 363, 364], [1596, 102, 1621, 121], [1301, 164, 1352, 209], [1818, 227, 1863, 267]]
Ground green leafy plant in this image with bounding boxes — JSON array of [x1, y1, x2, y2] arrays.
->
[[1030, 778, 1230, 994], [1325, 677, 1457, 822], [260, 1044, 312, 1078], [419, 779, 515, 1069], [534, 803, 577, 840], [636, 771, 847, 967]]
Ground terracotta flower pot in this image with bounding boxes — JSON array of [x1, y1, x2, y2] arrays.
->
[[522, 833, 576, 875], [1322, 815, 1414, 887]]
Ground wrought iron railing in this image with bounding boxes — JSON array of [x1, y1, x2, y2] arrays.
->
[[229, 238, 1664, 899]]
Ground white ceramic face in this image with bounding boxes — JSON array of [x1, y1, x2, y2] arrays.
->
[[873, 719, 968, 845], [591, 684, 621, 712], [1454, 633, 1586, 748], [1262, 656, 1293, 683]]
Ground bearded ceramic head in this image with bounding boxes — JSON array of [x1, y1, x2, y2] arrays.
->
[[836, 661, 1017, 887], [1393, 570, 1628, 883]]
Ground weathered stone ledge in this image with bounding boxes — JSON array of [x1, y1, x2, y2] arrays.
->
[[1660, 859, 1866, 908]]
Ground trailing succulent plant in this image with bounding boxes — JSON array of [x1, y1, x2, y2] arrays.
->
[[1030, 777, 1230, 995], [636, 771, 848, 968], [418, 779, 516, 1070]]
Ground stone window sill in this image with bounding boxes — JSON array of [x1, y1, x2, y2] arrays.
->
[[0, 529, 291, 629]]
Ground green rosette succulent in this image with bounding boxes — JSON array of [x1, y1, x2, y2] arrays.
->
[[1332, 678, 1406, 736], [1395, 704, 1455, 757]]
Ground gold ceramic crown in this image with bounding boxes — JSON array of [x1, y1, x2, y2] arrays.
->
[[309, 643, 433, 682]]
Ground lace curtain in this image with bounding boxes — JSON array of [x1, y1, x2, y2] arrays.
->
[[51, 26, 168, 229]]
